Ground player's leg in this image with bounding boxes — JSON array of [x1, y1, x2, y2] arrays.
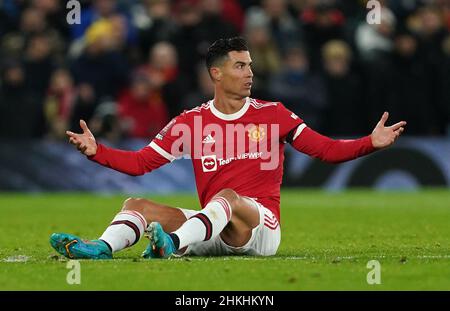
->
[[173, 188, 259, 249], [50, 198, 188, 259], [145, 188, 261, 258], [120, 197, 187, 232], [99, 197, 187, 253], [218, 190, 261, 248]]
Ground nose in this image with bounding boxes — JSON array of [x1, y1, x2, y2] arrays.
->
[[247, 67, 253, 78]]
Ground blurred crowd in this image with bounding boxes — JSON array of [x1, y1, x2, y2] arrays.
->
[[0, 0, 449, 142]]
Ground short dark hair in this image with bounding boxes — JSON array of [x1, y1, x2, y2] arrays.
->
[[205, 37, 249, 72]]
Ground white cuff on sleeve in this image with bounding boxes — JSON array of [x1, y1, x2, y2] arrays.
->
[[149, 141, 176, 162], [293, 123, 307, 141]]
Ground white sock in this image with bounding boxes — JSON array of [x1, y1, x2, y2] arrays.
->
[[99, 210, 147, 252], [173, 197, 232, 249]]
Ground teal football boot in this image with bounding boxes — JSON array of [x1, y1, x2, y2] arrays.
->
[[142, 222, 176, 259], [50, 233, 112, 259]]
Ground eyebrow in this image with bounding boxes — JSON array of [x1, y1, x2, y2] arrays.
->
[[235, 61, 252, 66]]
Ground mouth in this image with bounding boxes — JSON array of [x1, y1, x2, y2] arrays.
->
[[244, 82, 253, 89]]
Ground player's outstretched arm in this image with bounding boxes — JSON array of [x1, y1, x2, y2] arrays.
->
[[291, 112, 406, 164], [65, 120, 170, 176]]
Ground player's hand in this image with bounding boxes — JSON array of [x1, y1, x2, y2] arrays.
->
[[371, 112, 407, 149], [66, 120, 97, 156]]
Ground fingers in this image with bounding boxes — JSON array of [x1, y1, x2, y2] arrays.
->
[[396, 127, 405, 133], [68, 136, 81, 148], [378, 111, 389, 126], [67, 131, 81, 143], [72, 140, 87, 153], [78, 144, 88, 154], [66, 130, 77, 138], [80, 119, 91, 134], [68, 134, 80, 146], [389, 127, 405, 145], [389, 121, 407, 131], [394, 127, 405, 137], [67, 133, 87, 153], [67, 120, 91, 136]]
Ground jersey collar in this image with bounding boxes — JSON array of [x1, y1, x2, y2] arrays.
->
[[209, 97, 250, 121]]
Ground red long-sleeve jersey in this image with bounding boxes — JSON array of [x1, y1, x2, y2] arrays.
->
[[90, 98, 375, 220]]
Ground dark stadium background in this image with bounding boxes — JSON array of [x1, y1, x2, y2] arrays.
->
[[0, 0, 449, 192]]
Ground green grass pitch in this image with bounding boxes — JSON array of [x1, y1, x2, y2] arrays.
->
[[0, 190, 449, 290]]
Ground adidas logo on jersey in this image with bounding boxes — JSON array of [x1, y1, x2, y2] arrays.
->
[[202, 134, 215, 144]]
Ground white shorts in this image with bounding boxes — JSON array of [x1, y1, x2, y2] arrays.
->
[[177, 198, 281, 257]]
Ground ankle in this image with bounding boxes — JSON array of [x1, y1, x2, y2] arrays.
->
[[99, 239, 113, 252], [169, 233, 180, 250]]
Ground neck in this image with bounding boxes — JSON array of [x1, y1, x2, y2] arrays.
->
[[213, 88, 247, 114]]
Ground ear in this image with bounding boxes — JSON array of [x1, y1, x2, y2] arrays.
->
[[210, 67, 222, 82]]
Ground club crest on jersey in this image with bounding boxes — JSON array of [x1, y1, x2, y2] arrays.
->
[[248, 125, 266, 142], [201, 155, 217, 172]]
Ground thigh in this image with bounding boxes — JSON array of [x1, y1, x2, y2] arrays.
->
[[122, 197, 187, 232], [219, 195, 261, 248]]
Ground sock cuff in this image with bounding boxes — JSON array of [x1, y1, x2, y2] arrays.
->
[[190, 213, 213, 241], [110, 220, 141, 246], [210, 197, 232, 222], [116, 210, 148, 231]]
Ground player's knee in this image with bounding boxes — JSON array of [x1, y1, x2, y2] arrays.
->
[[121, 197, 145, 213], [123, 197, 137, 206], [214, 188, 239, 209], [122, 197, 160, 218]]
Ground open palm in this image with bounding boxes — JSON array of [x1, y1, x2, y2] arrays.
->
[[371, 112, 407, 149], [66, 120, 97, 156]]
